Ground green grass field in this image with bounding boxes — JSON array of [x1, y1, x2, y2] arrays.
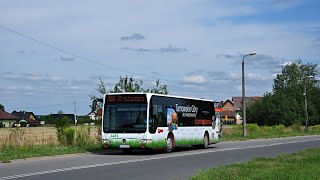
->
[[190, 148, 320, 180]]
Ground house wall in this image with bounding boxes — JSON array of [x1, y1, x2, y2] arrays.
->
[[0, 120, 16, 128], [222, 101, 234, 112], [29, 114, 36, 120], [221, 101, 235, 124]]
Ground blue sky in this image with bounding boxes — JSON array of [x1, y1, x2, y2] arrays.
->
[[1, 0, 319, 115]]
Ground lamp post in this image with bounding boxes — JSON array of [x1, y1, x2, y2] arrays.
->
[[242, 52, 256, 137], [304, 75, 314, 132]]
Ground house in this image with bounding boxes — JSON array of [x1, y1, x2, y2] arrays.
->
[[232, 96, 262, 125], [0, 109, 19, 128], [220, 99, 235, 125], [12, 111, 40, 127], [87, 112, 96, 121], [87, 109, 102, 121]]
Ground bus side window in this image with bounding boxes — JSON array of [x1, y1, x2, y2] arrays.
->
[[157, 112, 166, 127]]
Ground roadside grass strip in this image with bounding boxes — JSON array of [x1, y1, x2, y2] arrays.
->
[[0, 144, 101, 163], [0, 125, 319, 162], [190, 148, 320, 180], [222, 124, 320, 141]]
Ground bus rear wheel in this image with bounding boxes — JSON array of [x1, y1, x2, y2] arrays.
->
[[203, 133, 209, 149], [165, 135, 174, 153]]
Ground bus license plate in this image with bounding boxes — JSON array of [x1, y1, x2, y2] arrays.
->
[[120, 145, 130, 148]]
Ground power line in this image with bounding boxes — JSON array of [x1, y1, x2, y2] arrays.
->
[[0, 25, 178, 83]]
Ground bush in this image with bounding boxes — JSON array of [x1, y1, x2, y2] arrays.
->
[[247, 124, 259, 134], [55, 116, 73, 146], [77, 116, 93, 124], [20, 121, 27, 127], [75, 126, 90, 147], [55, 116, 69, 129], [309, 125, 320, 132], [291, 124, 302, 132], [64, 128, 75, 145], [274, 124, 285, 133], [56, 127, 75, 146]]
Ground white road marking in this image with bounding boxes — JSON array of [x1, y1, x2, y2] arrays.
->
[[1, 138, 319, 180]]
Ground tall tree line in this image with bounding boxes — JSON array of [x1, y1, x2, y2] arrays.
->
[[247, 61, 320, 126]]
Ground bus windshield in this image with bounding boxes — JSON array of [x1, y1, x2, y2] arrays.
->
[[103, 104, 147, 133]]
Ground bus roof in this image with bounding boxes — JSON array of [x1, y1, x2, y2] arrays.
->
[[105, 92, 214, 102]]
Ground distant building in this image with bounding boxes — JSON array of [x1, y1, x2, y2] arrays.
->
[[12, 111, 40, 127], [87, 109, 102, 121], [220, 99, 235, 125], [0, 109, 19, 128], [232, 96, 262, 125]]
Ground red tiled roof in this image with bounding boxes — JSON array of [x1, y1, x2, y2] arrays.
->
[[0, 109, 19, 120], [232, 96, 262, 111], [11, 111, 38, 121], [222, 99, 233, 107]]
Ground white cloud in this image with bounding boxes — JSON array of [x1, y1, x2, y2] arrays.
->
[[60, 54, 75, 61], [121, 33, 145, 41], [183, 75, 208, 84], [246, 73, 273, 81], [0, 72, 64, 82], [121, 45, 188, 53]]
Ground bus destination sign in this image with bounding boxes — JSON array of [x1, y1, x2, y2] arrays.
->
[[107, 94, 146, 104]]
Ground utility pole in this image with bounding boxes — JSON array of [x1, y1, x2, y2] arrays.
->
[[304, 75, 314, 132], [304, 83, 308, 132], [242, 52, 256, 137], [73, 101, 77, 125]]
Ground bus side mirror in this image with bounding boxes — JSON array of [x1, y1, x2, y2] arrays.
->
[[152, 105, 158, 115], [92, 98, 103, 112]]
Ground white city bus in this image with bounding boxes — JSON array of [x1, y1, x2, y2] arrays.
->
[[92, 93, 222, 153]]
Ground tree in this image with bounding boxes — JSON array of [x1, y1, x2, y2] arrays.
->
[[110, 75, 144, 93], [90, 75, 169, 99], [42, 114, 55, 124], [145, 79, 169, 95], [57, 110, 64, 114], [247, 60, 320, 126]]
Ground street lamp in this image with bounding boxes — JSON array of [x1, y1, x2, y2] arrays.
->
[[242, 52, 256, 137], [304, 75, 314, 132]]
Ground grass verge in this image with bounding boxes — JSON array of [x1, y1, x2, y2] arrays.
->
[[190, 148, 320, 180], [222, 124, 320, 141], [0, 144, 102, 163]]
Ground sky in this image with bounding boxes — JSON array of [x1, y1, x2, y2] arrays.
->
[[1, 0, 320, 115]]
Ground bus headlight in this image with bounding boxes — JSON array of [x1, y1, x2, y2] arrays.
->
[[140, 139, 152, 144], [103, 139, 110, 144]]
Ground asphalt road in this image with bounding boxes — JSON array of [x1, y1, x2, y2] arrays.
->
[[1, 135, 320, 180]]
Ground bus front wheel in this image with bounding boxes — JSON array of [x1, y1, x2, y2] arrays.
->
[[165, 135, 174, 153]]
